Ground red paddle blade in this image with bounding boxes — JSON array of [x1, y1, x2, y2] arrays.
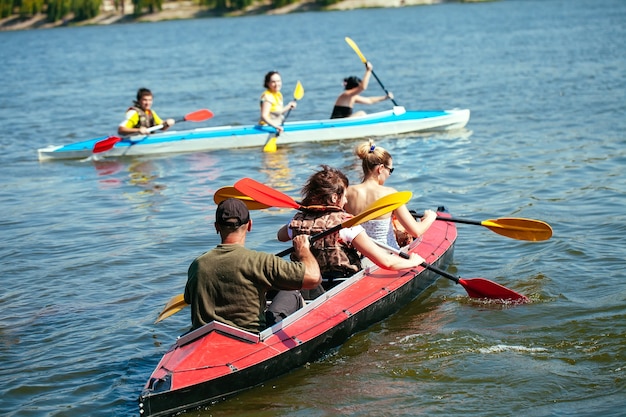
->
[[93, 136, 123, 154], [183, 109, 214, 122], [458, 278, 529, 303], [234, 178, 300, 209]]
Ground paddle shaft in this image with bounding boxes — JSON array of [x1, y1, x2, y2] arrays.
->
[[409, 210, 553, 242], [411, 211, 482, 226], [345, 37, 399, 106], [367, 65, 398, 106], [372, 240, 460, 284]]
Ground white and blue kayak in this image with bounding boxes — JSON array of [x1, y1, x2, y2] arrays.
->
[[37, 107, 470, 161]]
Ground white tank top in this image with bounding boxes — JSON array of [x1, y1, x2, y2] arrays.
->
[[362, 218, 399, 250]]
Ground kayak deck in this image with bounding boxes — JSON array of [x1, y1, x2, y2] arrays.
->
[[38, 107, 470, 160]]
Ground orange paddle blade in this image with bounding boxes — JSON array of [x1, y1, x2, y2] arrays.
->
[[234, 178, 301, 209], [183, 109, 214, 122]]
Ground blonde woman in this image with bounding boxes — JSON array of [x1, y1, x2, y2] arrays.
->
[[345, 140, 437, 249]]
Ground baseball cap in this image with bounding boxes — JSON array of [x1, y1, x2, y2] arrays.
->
[[216, 198, 250, 227]]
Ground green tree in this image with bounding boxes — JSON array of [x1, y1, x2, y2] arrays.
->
[[71, 0, 101, 20], [19, 0, 45, 15], [132, 0, 162, 16], [47, 0, 69, 21], [0, 0, 15, 18], [201, 0, 253, 11]]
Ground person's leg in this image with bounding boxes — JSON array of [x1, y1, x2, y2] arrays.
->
[[266, 290, 305, 324], [300, 284, 325, 300]]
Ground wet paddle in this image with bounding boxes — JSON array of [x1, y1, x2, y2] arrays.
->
[[263, 81, 304, 153], [213, 186, 271, 210], [154, 190, 412, 323], [155, 294, 187, 323], [93, 109, 214, 154], [345, 37, 399, 106], [372, 240, 529, 303], [410, 210, 553, 242]]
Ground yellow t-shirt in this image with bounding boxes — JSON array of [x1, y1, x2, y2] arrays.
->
[[119, 108, 163, 129], [259, 90, 283, 124]]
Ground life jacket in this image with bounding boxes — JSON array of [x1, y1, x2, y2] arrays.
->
[[128, 106, 156, 128], [259, 90, 283, 124], [289, 206, 362, 279]]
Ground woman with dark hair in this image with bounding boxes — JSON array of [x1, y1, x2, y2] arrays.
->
[[345, 140, 437, 249], [277, 165, 424, 298], [259, 71, 297, 135], [330, 62, 394, 119]]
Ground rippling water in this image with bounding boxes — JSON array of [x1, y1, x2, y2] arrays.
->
[[1, 0, 625, 416]]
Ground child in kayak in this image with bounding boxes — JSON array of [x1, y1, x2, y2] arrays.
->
[[118, 87, 175, 136]]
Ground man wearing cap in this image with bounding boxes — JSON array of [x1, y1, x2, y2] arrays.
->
[[184, 198, 321, 333]]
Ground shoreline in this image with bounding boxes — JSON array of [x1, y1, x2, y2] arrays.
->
[[0, 0, 450, 32]]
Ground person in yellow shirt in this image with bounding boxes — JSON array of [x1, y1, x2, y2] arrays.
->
[[259, 71, 297, 135], [118, 88, 175, 136]]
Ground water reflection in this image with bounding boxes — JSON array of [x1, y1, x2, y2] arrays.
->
[[94, 159, 166, 194], [260, 149, 292, 190]]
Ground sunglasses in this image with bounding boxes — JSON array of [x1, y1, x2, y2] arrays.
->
[[383, 165, 395, 174]]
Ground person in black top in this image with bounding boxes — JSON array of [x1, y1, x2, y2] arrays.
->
[[330, 62, 394, 119]]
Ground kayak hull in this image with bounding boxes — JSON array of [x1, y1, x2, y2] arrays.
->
[[138, 212, 457, 416], [38, 107, 469, 160]]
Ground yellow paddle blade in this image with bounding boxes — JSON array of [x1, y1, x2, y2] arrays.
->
[[481, 218, 553, 241], [345, 37, 367, 63], [213, 186, 271, 210], [155, 293, 189, 323], [294, 80, 304, 100], [263, 137, 277, 153], [343, 191, 412, 228]]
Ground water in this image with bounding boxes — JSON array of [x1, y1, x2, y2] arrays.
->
[[1, 0, 625, 415]]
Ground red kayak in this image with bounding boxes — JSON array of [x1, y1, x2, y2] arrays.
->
[[138, 212, 457, 416]]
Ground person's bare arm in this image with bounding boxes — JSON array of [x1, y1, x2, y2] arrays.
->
[[353, 230, 425, 270], [394, 205, 437, 238]]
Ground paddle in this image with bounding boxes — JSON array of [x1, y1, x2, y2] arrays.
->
[[93, 109, 214, 154], [223, 182, 552, 242], [345, 37, 399, 106], [372, 240, 529, 303], [154, 190, 412, 323], [155, 294, 187, 323], [263, 81, 304, 153], [409, 210, 553, 242], [213, 186, 271, 210], [234, 177, 302, 210]]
